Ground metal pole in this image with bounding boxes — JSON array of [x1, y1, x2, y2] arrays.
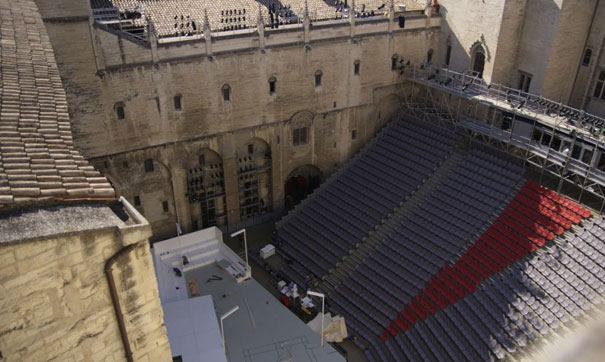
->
[[321, 295, 324, 347], [231, 228, 249, 271], [220, 305, 240, 352], [244, 229, 249, 271], [308, 290, 325, 347], [221, 317, 225, 350]]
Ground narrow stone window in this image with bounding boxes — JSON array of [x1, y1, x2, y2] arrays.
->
[[471, 46, 486, 78], [222, 84, 231, 101], [315, 70, 323, 87], [144, 158, 154, 172], [582, 48, 592, 66], [293, 127, 309, 146], [391, 54, 398, 70], [518, 72, 532, 93], [268, 77, 277, 94], [114, 102, 125, 120], [174, 94, 182, 110]]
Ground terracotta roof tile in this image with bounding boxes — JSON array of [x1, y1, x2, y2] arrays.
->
[[0, 195, 14, 204], [0, 0, 115, 207]]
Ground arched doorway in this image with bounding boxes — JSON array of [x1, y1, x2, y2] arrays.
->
[[285, 165, 321, 210], [186, 148, 227, 229], [237, 138, 273, 220], [471, 46, 486, 78]]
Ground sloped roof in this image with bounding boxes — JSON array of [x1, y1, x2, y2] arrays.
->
[[0, 0, 115, 207]]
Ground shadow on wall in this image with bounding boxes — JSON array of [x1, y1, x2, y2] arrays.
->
[[437, 6, 472, 76], [97, 155, 178, 243]]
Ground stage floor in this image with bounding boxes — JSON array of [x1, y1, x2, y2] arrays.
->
[[184, 262, 345, 362]]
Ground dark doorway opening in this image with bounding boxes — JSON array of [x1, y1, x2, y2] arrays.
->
[[284, 165, 321, 210]]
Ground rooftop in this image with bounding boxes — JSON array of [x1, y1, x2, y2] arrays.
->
[[90, 0, 425, 39], [0, 202, 126, 244], [0, 0, 115, 208], [153, 227, 345, 362], [185, 263, 344, 362]]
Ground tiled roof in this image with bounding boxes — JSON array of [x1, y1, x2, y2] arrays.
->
[[92, 0, 425, 38], [0, 0, 115, 207]]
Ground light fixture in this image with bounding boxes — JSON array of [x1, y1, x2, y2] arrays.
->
[[307, 290, 325, 347], [230, 228, 249, 271], [220, 305, 240, 351]]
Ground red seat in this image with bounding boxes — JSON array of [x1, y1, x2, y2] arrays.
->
[[493, 222, 535, 252], [486, 231, 526, 257], [439, 267, 467, 298], [480, 235, 517, 263], [464, 251, 492, 277], [410, 300, 428, 320], [454, 262, 481, 285], [500, 214, 546, 245], [430, 276, 458, 304], [474, 242, 507, 269], [394, 317, 408, 332], [468, 247, 500, 273], [527, 234, 545, 247], [417, 294, 437, 315], [424, 286, 448, 309], [401, 307, 417, 324], [450, 265, 476, 292]]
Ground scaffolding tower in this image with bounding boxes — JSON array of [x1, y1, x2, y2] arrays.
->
[[399, 65, 605, 212]]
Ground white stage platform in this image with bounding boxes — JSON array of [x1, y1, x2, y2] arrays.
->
[[153, 227, 251, 304], [163, 296, 228, 362], [184, 263, 345, 362], [152, 227, 345, 362]]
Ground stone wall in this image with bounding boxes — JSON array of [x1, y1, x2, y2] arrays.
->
[[490, 0, 528, 85], [436, 0, 604, 115], [539, 0, 596, 102], [512, 0, 604, 107], [570, 0, 605, 115], [513, 0, 561, 94], [36, 0, 604, 242], [34, 0, 89, 19], [436, 0, 509, 83], [38, 3, 440, 239], [0, 205, 172, 362]]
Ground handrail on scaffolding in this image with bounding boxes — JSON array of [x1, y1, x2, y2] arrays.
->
[[399, 64, 605, 211], [404, 64, 605, 141]]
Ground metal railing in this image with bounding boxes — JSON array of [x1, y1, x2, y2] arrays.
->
[[92, 7, 121, 22], [93, 7, 148, 42], [401, 66, 605, 211], [406, 65, 605, 139]]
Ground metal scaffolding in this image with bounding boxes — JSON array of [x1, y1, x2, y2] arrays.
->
[[399, 65, 605, 212]]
